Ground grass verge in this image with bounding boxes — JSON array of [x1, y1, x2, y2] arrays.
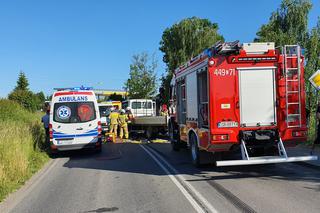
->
[[0, 99, 49, 202]]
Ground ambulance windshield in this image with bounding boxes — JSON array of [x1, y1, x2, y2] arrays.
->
[[53, 102, 96, 123]]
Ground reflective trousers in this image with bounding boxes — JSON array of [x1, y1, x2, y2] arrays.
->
[[119, 124, 129, 139], [110, 124, 118, 137]]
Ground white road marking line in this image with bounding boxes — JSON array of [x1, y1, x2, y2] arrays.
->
[[145, 146, 219, 213], [140, 145, 218, 213]]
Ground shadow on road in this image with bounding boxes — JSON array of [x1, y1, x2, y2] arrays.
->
[[60, 142, 320, 185]]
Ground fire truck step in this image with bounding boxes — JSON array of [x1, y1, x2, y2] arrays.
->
[[216, 156, 318, 167]]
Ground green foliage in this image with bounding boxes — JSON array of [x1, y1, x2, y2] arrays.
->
[[125, 52, 157, 99], [8, 72, 45, 112], [159, 17, 224, 105], [14, 71, 29, 91], [305, 18, 320, 112], [158, 71, 173, 105], [8, 90, 39, 112], [0, 99, 49, 201], [255, 0, 312, 46], [160, 17, 224, 72]]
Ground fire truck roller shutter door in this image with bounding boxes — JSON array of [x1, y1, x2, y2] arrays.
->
[[186, 71, 198, 122], [238, 67, 277, 127]]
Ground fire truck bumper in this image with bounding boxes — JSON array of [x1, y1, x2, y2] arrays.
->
[[216, 155, 318, 167]]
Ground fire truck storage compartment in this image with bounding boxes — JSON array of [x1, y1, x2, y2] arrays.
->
[[238, 67, 276, 127]]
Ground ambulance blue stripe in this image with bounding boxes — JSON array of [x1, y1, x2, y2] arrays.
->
[[53, 132, 98, 139]]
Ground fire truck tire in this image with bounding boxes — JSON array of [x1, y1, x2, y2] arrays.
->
[[190, 133, 202, 167]]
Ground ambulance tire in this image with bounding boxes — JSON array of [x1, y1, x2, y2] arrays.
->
[[95, 146, 102, 153], [49, 149, 58, 159], [190, 133, 202, 167]]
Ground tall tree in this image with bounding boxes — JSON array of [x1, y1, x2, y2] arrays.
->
[[255, 0, 312, 47], [8, 72, 42, 112], [160, 17, 224, 72], [124, 52, 157, 99], [14, 71, 29, 91], [159, 17, 224, 104], [305, 18, 320, 111]]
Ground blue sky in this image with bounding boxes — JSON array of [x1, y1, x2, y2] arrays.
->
[[0, 0, 319, 97]]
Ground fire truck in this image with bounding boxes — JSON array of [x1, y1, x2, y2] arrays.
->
[[168, 41, 318, 167]]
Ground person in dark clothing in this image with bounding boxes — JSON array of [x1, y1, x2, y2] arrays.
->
[[311, 103, 320, 154], [41, 109, 50, 144]]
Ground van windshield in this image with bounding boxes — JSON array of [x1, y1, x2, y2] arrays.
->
[[53, 102, 96, 123], [99, 106, 111, 117]]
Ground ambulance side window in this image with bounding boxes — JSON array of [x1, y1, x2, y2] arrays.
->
[[198, 70, 208, 127]]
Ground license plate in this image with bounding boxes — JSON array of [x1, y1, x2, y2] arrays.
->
[[56, 139, 73, 145], [218, 121, 238, 128]]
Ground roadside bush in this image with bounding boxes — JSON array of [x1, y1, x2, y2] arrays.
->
[[0, 99, 49, 202], [8, 90, 40, 112]]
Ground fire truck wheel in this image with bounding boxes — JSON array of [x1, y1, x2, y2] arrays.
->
[[190, 133, 202, 167]]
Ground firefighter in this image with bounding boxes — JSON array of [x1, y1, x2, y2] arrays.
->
[[160, 104, 168, 116], [126, 107, 133, 122], [118, 109, 129, 139], [109, 107, 119, 137]]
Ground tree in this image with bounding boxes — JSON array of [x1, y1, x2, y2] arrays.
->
[[14, 71, 29, 91], [8, 90, 38, 112], [159, 17, 224, 104], [8, 72, 44, 112], [305, 18, 320, 111], [124, 52, 157, 99], [160, 17, 224, 72], [255, 0, 312, 47]]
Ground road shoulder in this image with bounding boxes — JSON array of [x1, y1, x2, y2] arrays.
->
[[0, 158, 57, 213]]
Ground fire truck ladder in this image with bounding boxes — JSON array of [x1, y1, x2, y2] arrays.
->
[[284, 45, 302, 128]]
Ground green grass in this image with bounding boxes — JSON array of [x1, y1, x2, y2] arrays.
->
[[0, 99, 49, 202]]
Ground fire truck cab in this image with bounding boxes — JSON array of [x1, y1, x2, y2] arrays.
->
[[169, 41, 317, 167]]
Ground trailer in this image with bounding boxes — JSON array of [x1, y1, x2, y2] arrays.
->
[[168, 41, 318, 167]]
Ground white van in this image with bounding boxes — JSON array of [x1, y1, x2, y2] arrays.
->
[[122, 99, 156, 117], [49, 87, 102, 153]]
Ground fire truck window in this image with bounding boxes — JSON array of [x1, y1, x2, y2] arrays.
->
[[177, 80, 186, 124], [198, 71, 208, 127]]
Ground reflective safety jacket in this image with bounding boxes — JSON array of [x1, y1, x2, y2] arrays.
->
[[118, 114, 128, 126], [109, 112, 119, 125]]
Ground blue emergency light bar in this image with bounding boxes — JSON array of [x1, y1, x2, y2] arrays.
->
[[53, 86, 93, 91]]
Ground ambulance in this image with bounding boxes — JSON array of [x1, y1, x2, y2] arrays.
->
[[49, 87, 102, 153]]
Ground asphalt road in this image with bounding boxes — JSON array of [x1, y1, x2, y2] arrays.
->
[[3, 141, 320, 213]]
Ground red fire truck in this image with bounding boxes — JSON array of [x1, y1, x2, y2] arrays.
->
[[168, 41, 318, 167]]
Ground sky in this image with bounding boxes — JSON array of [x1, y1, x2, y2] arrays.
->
[[0, 0, 319, 97]]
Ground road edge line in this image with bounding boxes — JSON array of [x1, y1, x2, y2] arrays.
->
[[0, 158, 59, 213], [144, 145, 218, 213], [139, 144, 206, 213]]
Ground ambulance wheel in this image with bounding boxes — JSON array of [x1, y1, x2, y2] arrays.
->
[[190, 133, 201, 167], [95, 147, 102, 153], [169, 123, 180, 151]]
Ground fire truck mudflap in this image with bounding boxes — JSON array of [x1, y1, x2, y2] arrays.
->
[[170, 41, 318, 167]]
